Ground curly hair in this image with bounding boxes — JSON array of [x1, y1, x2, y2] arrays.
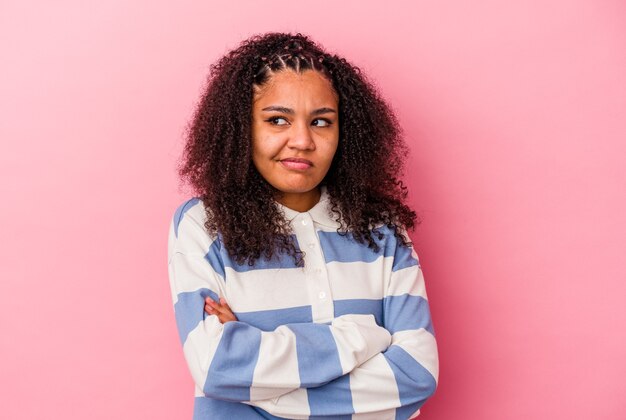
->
[[178, 32, 419, 266]]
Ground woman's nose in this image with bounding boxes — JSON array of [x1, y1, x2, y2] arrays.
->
[[287, 121, 315, 151]]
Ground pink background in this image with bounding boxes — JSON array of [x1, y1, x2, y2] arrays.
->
[[1, 1, 625, 419]]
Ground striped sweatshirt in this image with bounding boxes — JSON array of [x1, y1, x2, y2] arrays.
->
[[167, 188, 439, 419]]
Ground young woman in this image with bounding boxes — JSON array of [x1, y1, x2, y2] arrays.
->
[[168, 32, 439, 419]]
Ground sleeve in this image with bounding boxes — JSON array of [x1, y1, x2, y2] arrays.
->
[[244, 235, 439, 419], [168, 201, 393, 403]]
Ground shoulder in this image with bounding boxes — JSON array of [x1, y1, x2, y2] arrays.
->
[[370, 223, 420, 266], [370, 222, 411, 244], [171, 197, 208, 237], [168, 197, 219, 254]]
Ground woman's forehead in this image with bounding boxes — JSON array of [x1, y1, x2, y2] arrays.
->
[[253, 69, 337, 104]]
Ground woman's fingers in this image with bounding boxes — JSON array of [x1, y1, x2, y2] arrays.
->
[[219, 297, 232, 311], [205, 298, 231, 315], [205, 298, 219, 315], [219, 298, 235, 315], [218, 298, 237, 321], [205, 297, 238, 323], [205, 298, 220, 310]]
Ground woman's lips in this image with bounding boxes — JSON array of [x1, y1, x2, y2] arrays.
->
[[280, 158, 313, 170]]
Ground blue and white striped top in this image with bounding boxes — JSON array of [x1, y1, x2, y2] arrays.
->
[[167, 188, 439, 419]]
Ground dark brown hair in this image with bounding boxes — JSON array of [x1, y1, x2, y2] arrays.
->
[[178, 32, 418, 266]]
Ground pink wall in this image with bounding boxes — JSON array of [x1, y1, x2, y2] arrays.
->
[[1, 1, 625, 419]]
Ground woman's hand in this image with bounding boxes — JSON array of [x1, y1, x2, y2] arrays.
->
[[204, 297, 238, 324]]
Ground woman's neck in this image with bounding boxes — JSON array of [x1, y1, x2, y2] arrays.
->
[[275, 187, 321, 212]]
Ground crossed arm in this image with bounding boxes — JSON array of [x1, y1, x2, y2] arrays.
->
[[203, 265, 438, 420], [170, 252, 394, 404], [169, 213, 438, 419]]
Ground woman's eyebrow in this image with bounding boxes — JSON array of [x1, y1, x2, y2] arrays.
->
[[311, 107, 337, 116], [261, 106, 337, 116]]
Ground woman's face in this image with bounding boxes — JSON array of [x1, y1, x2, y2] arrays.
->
[[251, 69, 339, 211]]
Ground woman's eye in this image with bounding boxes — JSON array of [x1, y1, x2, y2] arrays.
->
[[312, 118, 332, 127], [267, 117, 288, 126]]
